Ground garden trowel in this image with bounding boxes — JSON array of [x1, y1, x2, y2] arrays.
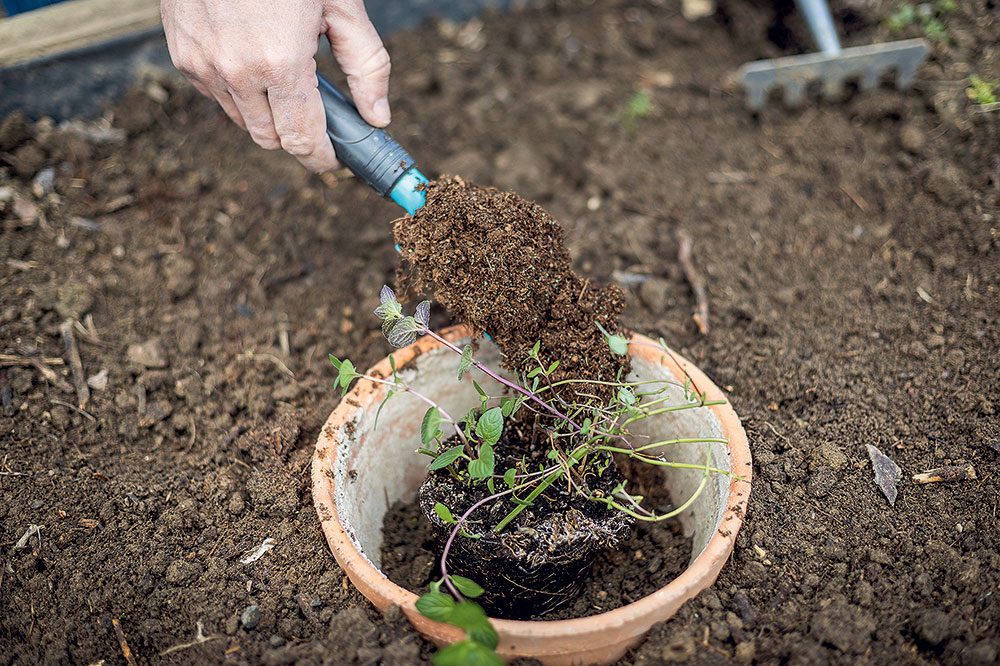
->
[[316, 73, 428, 214], [739, 0, 928, 109]]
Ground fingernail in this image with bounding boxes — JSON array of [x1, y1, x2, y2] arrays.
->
[[373, 97, 391, 126]]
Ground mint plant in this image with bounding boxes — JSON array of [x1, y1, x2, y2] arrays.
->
[[331, 286, 740, 664]]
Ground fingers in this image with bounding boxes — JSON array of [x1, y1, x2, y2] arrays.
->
[[229, 86, 280, 150], [267, 73, 341, 173], [325, 0, 392, 127]]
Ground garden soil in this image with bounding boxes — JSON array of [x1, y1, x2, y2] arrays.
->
[[2, 1, 998, 665]]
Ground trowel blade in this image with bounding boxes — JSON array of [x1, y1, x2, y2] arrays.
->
[[739, 38, 928, 110]]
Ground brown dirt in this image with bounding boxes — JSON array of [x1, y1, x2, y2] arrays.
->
[[1, 1, 998, 665], [396, 176, 630, 403]]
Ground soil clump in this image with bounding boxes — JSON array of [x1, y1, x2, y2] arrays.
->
[[396, 176, 630, 403]]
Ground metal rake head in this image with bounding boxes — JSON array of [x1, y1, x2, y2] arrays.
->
[[739, 38, 928, 110]]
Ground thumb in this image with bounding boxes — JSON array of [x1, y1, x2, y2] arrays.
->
[[325, 2, 392, 127]]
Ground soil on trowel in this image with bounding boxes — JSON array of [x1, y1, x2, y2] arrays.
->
[[395, 176, 630, 404]]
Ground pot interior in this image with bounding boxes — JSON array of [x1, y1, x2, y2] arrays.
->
[[333, 338, 731, 574]]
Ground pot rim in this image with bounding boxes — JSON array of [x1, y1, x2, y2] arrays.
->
[[313, 325, 751, 658]]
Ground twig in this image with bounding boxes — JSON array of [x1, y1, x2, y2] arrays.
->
[[913, 463, 976, 484], [237, 351, 295, 379], [159, 622, 222, 656], [0, 354, 64, 367], [27, 359, 74, 393], [50, 399, 96, 423], [60, 319, 89, 408], [112, 618, 138, 666], [678, 232, 710, 335]]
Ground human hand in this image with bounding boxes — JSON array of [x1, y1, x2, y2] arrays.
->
[[161, 0, 391, 173]]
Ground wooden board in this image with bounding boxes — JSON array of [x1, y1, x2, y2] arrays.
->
[[0, 0, 161, 67]]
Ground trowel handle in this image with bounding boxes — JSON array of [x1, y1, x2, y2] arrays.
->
[[795, 0, 842, 54], [317, 73, 417, 199]]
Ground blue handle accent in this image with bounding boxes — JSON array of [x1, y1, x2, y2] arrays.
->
[[389, 168, 429, 214], [795, 0, 842, 54]]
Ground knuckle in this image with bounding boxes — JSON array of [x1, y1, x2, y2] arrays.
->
[[279, 134, 317, 157]]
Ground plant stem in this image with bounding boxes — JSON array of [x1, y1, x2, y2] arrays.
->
[[362, 373, 468, 446]]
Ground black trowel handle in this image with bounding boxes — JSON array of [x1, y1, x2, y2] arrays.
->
[[317, 73, 415, 197]]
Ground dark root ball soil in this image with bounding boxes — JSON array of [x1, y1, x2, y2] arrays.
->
[[395, 176, 630, 403], [416, 420, 633, 618]]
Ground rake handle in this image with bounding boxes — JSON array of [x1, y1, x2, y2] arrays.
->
[[795, 0, 842, 54]]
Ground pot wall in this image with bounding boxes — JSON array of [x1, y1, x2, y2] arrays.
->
[[313, 326, 751, 665]]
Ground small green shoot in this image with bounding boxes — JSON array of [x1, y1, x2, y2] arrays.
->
[[884, 2, 951, 42], [621, 90, 654, 134], [967, 75, 998, 106]]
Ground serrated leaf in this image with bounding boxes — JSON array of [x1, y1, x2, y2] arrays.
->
[[467, 625, 500, 652], [434, 502, 456, 523], [449, 575, 485, 599], [503, 468, 516, 488], [447, 601, 491, 631], [429, 445, 465, 471], [387, 317, 419, 347], [415, 591, 455, 622], [337, 359, 356, 390], [468, 458, 492, 480], [457, 344, 474, 381], [328, 354, 342, 370], [415, 300, 431, 327], [475, 407, 503, 447], [433, 640, 503, 666], [380, 284, 396, 305], [421, 407, 441, 445]]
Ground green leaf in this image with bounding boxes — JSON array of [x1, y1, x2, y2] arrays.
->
[[433, 502, 456, 524], [421, 407, 442, 445], [415, 592, 455, 622], [415, 300, 431, 328], [374, 390, 396, 429], [337, 359, 357, 390], [447, 601, 491, 631], [457, 344, 475, 381], [607, 334, 629, 356], [486, 477, 496, 494], [527, 367, 541, 378], [475, 408, 503, 447], [387, 317, 419, 347], [433, 640, 503, 666], [618, 387, 636, 405], [467, 625, 500, 652], [473, 380, 487, 399], [468, 456, 493, 480], [546, 360, 560, 374], [530, 340, 541, 357], [503, 468, 516, 488], [429, 578, 443, 593], [328, 354, 342, 370], [429, 445, 465, 471], [449, 575, 485, 599]]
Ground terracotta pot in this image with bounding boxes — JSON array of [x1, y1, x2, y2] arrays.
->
[[312, 326, 751, 666]]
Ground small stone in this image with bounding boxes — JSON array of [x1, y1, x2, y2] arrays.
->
[[734, 640, 756, 664], [269, 634, 285, 648], [86, 369, 109, 391], [241, 605, 262, 631], [899, 123, 925, 153], [127, 339, 168, 368], [639, 278, 670, 311], [228, 492, 245, 516], [32, 167, 56, 195]]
